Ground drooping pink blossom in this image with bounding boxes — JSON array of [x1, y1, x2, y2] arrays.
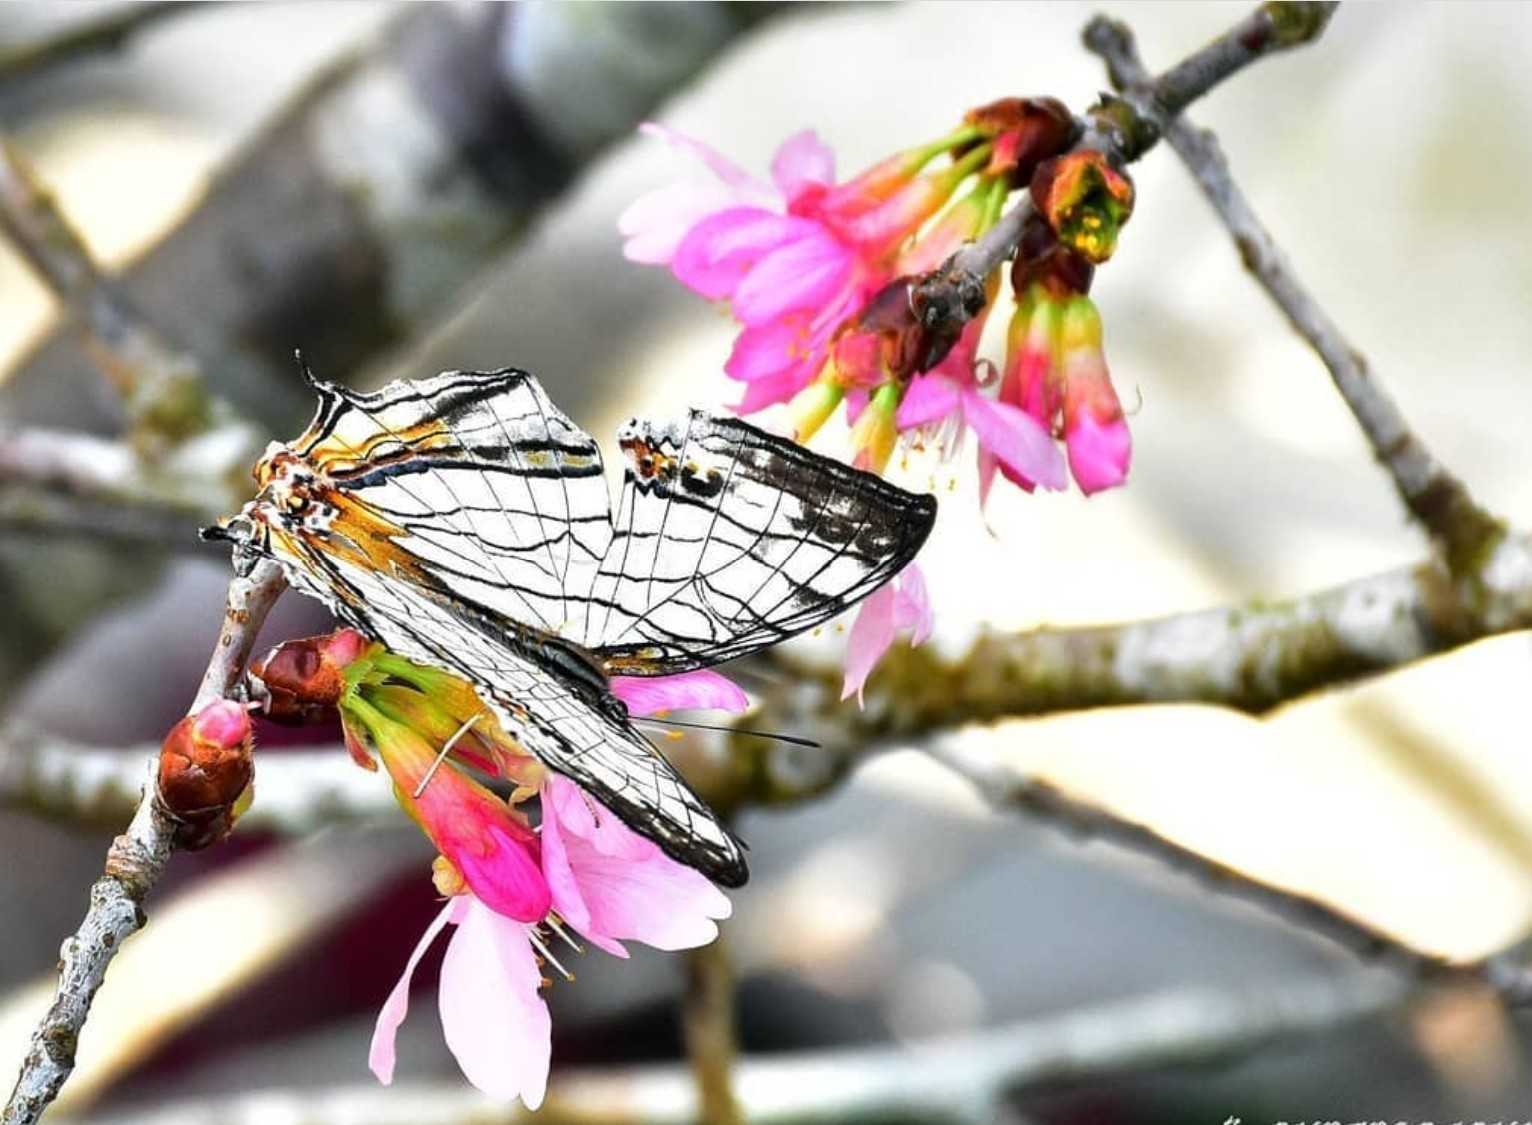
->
[[895, 282, 1066, 498], [540, 775, 733, 958], [841, 562, 934, 704], [369, 893, 551, 1108]]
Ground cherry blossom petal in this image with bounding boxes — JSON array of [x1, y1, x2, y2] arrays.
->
[[369, 897, 458, 1086], [841, 584, 897, 704], [451, 823, 551, 924], [962, 391, 1067, 491], [541, 779, 730, 958], [439, 897, 551, 1108], [638, 122, 774, 198], [610, 670, 749, 717], [770, 129, 835, 203], [619, 179, 740, 265], [890, 562, 933, 645], [732, 234, 854, 326], [1065, 412, 1132, 495], [735, 367, 815, 414], [895, 373, 963, 429], [725, 317, 813, 383], [672, 209, 808, 301]]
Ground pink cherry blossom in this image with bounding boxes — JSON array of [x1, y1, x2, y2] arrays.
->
[[842, 562, 934, 703], [370, 894, 551, 1108], [623, 124, 984, 412], [540, 774, 733, 958], [610, 668, 749, 716]]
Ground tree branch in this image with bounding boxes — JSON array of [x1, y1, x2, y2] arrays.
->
[[1, 560, 287, 1125], [721, 531, 1532, 809], [0, 3, 783, 434], [1082, 12, 1503, 574], [926, 742, 1532, 1003], [0, 3, 202, 86], [76, 973, 1407, 1125]]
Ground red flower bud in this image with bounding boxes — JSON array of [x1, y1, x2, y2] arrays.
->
[[249, 629, 372, 725], [1011, 213, 1095, 298], [962, 96, 1076, 187], [158, 699, 255, 850], [1030, 150, 1134, 264]]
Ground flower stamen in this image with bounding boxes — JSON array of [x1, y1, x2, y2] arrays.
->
[[528, 928, 576, 983], [412, 712, 483, 798]]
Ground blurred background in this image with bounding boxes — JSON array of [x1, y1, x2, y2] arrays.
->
[[2, 2, 1532, 1122]]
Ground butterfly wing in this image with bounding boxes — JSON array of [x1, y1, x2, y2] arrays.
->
[[583, 411, 937, 674], [291, 368, 613, 635], [268, 524, 750, 886]]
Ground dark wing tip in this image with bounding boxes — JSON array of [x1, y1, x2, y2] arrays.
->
[[707, 850, 751, 889]]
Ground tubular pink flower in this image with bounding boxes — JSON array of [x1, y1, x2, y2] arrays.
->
[[370, 893, 551, 1108], [539, 775, 733, 959], [841, 562, 933, 704], [342, 694, 551, 923], [1059, 297, 1131, 495], [610, 669, 749, 716]]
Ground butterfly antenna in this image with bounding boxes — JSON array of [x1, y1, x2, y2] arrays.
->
[[634, 715, 819, 749], [293, 348, 321, 389]]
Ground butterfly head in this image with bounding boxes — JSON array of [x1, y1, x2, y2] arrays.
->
[[203, 444, 338, 574]]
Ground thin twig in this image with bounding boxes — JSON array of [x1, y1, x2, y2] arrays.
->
[[681, 935, 744, 1125], [926, 743, 1532, 1003], [919, 2, 1341, 325], [1, 560, 287, 1125], [0, 3, 202, 86], [1082, 13, 1504, 574], [75, 973, 1407, 1125], [0, 138, 212, 449]]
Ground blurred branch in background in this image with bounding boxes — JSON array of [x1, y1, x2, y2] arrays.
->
[[0, 138, 221, 454], [0, 3, 783, 434], [70, 972, 1405, 1125], [1, 560, 287, 1125], [681, 936, 743, 1125], [1083, 13, 1505, 576], [929, 742, 1532, 1000], [0, 427, 239, 548], [0, 731, 383, 833], [0, 4, 200, 88]]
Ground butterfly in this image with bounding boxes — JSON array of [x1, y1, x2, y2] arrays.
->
[[208, 368, 937, 886]]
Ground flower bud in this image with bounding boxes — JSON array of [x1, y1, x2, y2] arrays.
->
[[1030, 150, 1134, 264], [158, 699, 255, 850], [963, 96, 1076, 186], [249, 629, 373, 725], [1011, 213, 1095, 298]]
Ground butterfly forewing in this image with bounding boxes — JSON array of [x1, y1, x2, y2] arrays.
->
[[233, 369, 937, 886]]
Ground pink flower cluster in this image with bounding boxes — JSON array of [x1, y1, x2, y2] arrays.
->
[[621, 122, 1131, 501]]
